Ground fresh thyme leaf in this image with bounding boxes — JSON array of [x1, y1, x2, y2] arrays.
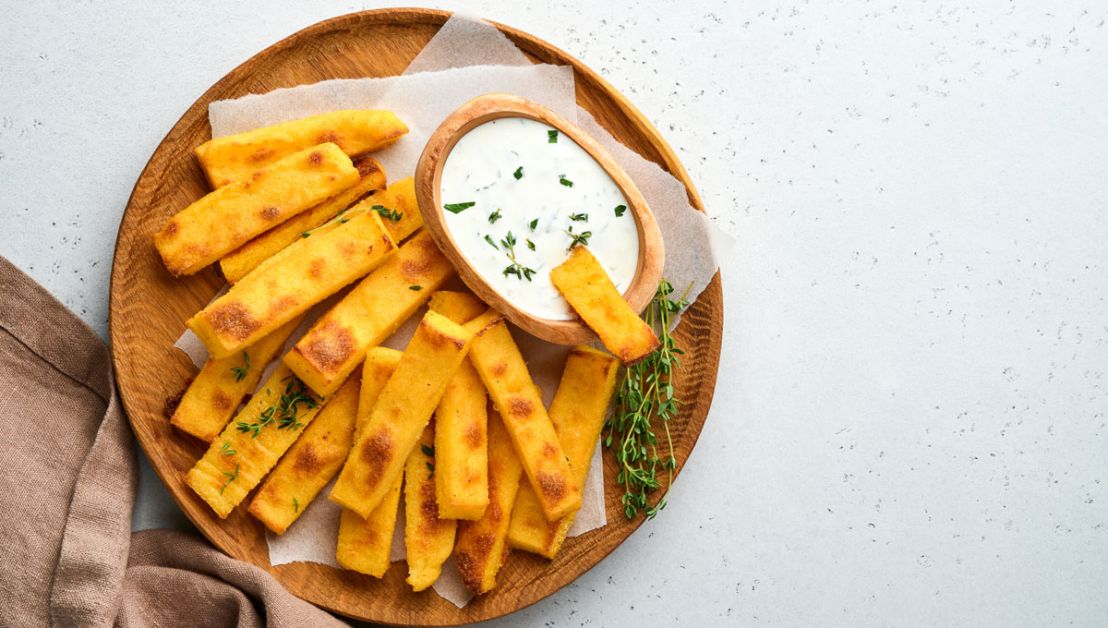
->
[[528, 218, 538, 231], [409, 285, 422, 291], [301, 231, 311, 238], [559, 175, 574, 187], [526, 238, 536, 251], [615, 204, 628, 217], [219, 464, 240, 495], [497, 230, 535, 281], [220, 441, 236, 457], [420, 444, 435, 457], [293, 497, 299, 513], [230, 351, 251, 382], [605, 279, 692, 520], [371, 204, 402, 222], [564, 225, 592, 250], [548, 129, 558, 143], [513, 166, 524, 180], [484, 234, 498, 249], [426, 461, 435, 479], [236, 378, 317, 438], [569, 212, 588, 222], [488, 208, 502, 224], [444, 201, 476, 214]]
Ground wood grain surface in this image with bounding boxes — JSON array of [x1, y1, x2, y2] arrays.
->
[[109, 8, 723, 626], [415, 93, 665, 346]]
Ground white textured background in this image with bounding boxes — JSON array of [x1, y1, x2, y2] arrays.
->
[[3, 1, 1107, 626]]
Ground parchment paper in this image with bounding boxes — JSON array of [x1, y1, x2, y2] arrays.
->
[[177, 12, 728, 608]]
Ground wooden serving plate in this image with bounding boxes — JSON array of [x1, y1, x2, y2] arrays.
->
[[110, 8, 723, 626], [416, 93, 665, 346]]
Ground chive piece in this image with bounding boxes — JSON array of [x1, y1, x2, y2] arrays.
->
[[559, 175, 574, 187], [409, 285, 422, 291], [513, 166, 524, 180], [371, 204, 402, 222], [488, 208, 502, 224], [548, 129, 559, 143], [615, 204, 628, 217], [444, 201, 476, 214]]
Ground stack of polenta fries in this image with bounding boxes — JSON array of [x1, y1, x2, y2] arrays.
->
[[158, 109, 659, 595]]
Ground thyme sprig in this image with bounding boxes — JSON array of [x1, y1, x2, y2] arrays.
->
[[230, 351, 251, 382], [236, 377, 317, 438], [220, 464, 240, 495], [564, 225, 592, 250], [604, 279, 691, 520], [499, 231, 535, 281]]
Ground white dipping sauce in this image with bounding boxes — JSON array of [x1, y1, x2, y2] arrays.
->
[[440, 117, 639, 321]]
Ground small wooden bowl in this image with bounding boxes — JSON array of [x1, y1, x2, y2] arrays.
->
[[415, 93, 665, 345]]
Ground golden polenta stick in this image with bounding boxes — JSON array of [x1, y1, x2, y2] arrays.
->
[[185, 365, 323, 518], [330, 311, 474, 518], [428, 292, 490, 520], [247, 372, 361, 534], [357, 347, 402, 429], [453, 408, 523, 594], [336, 348, 403, 577], [336, 475, 402, 577], [155, 143, 359, 276], [463, 311, 581, 521], [284, 230, 454, 396], [171, 315, 303, 443], [550, 246, 660, 364], [349, 176, 423, 246], [219, 157, 387, 283], [188, 210, 396, 359], [507, 345, 619, 558], [196, 110, 408, 187], [427, 290, 488, 325], [404, 422, 456, 591]]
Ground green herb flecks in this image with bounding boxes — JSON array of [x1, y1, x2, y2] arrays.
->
[[564, 225, 593, 251], [426, 461, 435, 479], [499, 231, 536, 281], [513, 166, 524, 180], [293, 497, 299, 513], [409, 285, 422, 291], [569, 212, 588, 222], [220, 442, 236, 457], [236, 377, 317, 438], [526, 238, 536, 251], [488, 208, 502, 224], [605, 279, 691, 520], [528, 218, 538, 231], [301, 231, 311, 238], [484, 234, 498, 249], [421, 444, 434, 457], [230, 351, 251, 382], [219, 464, 240, 495], [444, 201, 476, 214], [559, 175, 574, 188], [615, 204, 628, 217], [371, 204, 402, 222], [548, 130, 559, 143]]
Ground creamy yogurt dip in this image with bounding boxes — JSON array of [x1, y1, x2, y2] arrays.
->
[[439, 116, 639, 321]]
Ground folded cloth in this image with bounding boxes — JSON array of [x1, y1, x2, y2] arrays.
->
[[0, 257, 346, 628]]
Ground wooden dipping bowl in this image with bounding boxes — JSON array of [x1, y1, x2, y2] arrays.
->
[[415, 93, 665, 345]]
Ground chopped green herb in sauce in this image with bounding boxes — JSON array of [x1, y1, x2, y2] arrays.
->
[[444, 201, 476, 214]]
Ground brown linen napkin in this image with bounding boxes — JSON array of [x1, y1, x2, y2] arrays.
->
[[0, 257, 347, 628]]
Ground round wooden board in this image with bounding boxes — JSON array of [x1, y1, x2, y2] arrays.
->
[[109, 8, 723, 626]]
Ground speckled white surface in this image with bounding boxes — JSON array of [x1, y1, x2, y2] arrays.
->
[[3, 1, 1107, 626]]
